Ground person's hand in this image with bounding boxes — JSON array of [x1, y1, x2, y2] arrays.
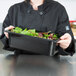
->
[[57, 33, 72, 50], [4, 25, 15, 38]]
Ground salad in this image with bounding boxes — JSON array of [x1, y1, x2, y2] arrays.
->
[[11, 27, 58, 40]]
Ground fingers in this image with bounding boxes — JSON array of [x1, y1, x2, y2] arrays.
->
[[57, 39, 71, 49], [60, 35, 67, 40], [57, 40, 70, 49], [8, 25, 15, 30], [57, 40, 69, 44], [4, 32, 9, 39], [5, 25, 15, 31], [60, 33, 71, 40], [4, 25, 15, 38], [57, 33, 72, 49]]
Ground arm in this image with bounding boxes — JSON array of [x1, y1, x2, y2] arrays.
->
[[56, 6, 75, 56], [0, 6, 14, 50], [1, 6, 13, 38]]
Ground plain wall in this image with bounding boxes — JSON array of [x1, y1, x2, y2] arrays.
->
[[0, 0, 24, 23]]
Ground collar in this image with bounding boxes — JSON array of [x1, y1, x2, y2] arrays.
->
[[44, 0, 53, 3], [24, 0, 53, 14]]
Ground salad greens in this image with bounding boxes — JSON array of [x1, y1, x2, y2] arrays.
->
[[11, 27, 22, 33], [11, 27, 58, 40]]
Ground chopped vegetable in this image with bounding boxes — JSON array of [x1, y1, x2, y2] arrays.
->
[[11, 27, 23, 33], [28, 29, 36, 33], [38, 33, 43, 38], [11, 27, 58, 40]]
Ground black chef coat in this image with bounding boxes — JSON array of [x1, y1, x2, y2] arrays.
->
[[0, 0, 75, 56]]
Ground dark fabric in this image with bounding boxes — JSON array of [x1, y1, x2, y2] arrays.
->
[[0, 0, 75, 56]]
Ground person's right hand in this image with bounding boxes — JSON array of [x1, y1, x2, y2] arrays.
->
[[4, 25, 15, 38]]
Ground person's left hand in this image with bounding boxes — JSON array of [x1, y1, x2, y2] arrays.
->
[[57, 33, 72, 50]]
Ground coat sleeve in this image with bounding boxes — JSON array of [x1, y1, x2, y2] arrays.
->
[[56, 6, 75, 56], [0, 6, 14, 51]]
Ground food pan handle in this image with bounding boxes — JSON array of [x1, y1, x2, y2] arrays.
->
[[49, 41, 56, 56], [49, 39, 60, 56]]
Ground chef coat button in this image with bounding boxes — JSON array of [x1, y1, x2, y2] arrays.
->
[[39, 12, 43, 15]]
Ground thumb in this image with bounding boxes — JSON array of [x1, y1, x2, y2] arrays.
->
[[60, 34, 68, 40], [5, 25, 15, 31], [57, 40, 62, 44], [8, 25, 15, 30], [60, 36, 65, 40]]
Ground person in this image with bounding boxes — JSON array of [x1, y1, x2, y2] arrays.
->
[[0, 0, 75, 56]]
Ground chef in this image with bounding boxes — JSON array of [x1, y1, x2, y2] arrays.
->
[[0, 0, 75, 56]]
